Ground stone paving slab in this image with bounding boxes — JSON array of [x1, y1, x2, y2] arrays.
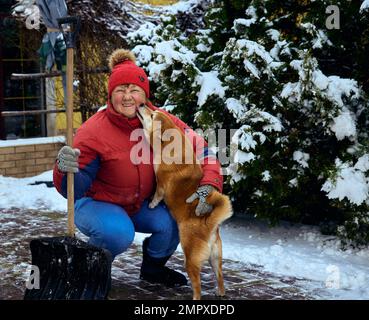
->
[[0, 208, 320, 300]]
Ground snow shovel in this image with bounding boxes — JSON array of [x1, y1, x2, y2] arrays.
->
[[24, 16, 112, 300]]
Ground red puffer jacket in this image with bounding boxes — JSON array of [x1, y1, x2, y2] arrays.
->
[[53, 102, 223, 215]]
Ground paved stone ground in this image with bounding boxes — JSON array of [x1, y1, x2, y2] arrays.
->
[[0, 208, 321, 300]]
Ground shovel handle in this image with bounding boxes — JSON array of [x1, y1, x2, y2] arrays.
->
[[66, 47, 75, 237], [58, 16, 80, 237]]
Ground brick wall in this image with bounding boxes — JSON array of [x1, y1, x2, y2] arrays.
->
[[0, 142, 65, 178]]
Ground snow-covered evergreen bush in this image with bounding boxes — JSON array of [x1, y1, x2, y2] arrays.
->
[[127, 0, 369, 246]]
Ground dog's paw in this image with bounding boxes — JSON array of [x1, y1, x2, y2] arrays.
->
[[216, 288, 225, 298], [149, 201, 158, 209]]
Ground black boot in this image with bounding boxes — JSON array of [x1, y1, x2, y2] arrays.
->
[[140, 238, 187, 287]]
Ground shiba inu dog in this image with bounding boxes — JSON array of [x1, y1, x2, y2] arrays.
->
[[137, 104, 233, 300]]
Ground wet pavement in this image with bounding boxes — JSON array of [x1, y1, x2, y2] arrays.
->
[[0, 208, 319, 300]]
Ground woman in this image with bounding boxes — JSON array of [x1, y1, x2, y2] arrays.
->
[[53, 49, 223, 288]]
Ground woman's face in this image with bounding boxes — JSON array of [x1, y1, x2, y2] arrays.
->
[[111, 84, 146, 118]]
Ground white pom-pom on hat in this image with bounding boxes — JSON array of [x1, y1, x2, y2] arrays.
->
[[108, 49, 136, 70]]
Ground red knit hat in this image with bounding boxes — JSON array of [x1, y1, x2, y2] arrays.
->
[[108, 49, 150, 98]]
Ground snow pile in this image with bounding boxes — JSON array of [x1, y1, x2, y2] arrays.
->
[[293, 151, 310, 169], [0, 171, 66, 212], [247, 108, 283, 133], [0, 136, 65, 147], [360, 0, 369, 12], [330, 110, 357, 141], [322, 158, 369, 206], [129, 22, 159, 44], [154, 40, 197, 67], [225, 98, 248, 122], [195, 71, 225, 106], [232, 6, 258, 29], [223, 38, 278, 79], [234, 149, 255, 165], [219, 217, 369, 299], [281, 59, 360, 112], [299, 23, 332, 49]]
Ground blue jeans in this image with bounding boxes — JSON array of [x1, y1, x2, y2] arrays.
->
[[74, 197, 180, 260]]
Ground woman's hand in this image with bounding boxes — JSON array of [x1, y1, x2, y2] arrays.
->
[[186, 185, 215, 216], [56, 146, 81, 173]]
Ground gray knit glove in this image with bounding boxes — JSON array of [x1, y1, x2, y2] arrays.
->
[[56, 146, 80, 173], [186, 185, 214, 216]]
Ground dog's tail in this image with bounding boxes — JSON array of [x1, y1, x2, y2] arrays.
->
[[206, 191, 233, 226]]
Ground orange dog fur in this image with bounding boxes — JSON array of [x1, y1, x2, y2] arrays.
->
[[137, 105, 233, 300]]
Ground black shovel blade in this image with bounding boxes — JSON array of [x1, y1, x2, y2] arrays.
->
[[24, 236, 112, 300]]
